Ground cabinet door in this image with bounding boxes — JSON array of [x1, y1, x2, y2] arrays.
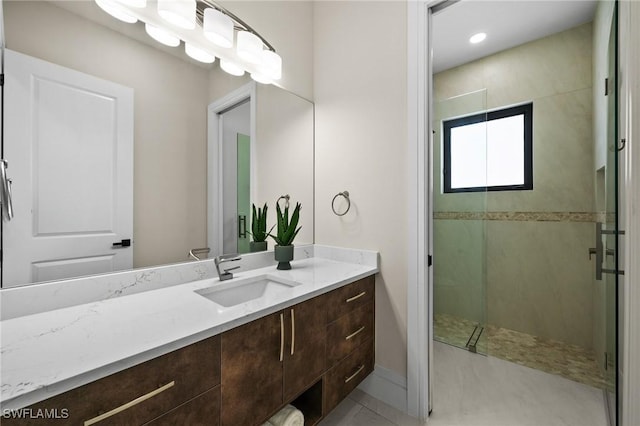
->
[[283, 295, 327, 401], [326, 276, 375, 323], [324, 338, 374, 414], [144, 386, 220, 425], [1, 336, 220, 426], [221, 312, 284, 426], [326, 302, 374, 367]]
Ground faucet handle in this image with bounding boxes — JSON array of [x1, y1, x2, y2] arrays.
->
[[215, 254, 241, 263], [215, 253, 242, 281]]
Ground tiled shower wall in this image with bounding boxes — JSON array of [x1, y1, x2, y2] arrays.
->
[[433, 23, 596, 349]]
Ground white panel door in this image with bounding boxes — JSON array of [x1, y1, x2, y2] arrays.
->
[[2, 49, 134, 287]]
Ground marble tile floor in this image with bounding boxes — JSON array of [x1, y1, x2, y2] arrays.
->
[[434, 313, 607, 389], [319, 342, 607, 426]]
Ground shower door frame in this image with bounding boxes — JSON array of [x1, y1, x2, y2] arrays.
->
[[406, 1, 640, 424]]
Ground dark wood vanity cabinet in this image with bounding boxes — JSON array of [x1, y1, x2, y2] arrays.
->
[[220, 311, 285, 426], [283, 295, 328, 402], [4, 275, 375, 426], [220, 295, 328, 426], [144, 386, 220, 425], [324, 275, 375, 413], [2, 336, 221, 426]]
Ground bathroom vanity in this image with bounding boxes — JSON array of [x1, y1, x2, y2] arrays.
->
[[0, 246, 378, 425]]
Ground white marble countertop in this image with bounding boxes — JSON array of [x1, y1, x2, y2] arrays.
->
[[1, 250, 378, 410]]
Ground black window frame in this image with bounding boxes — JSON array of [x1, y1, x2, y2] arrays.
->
[[443, 103, 533, 193]]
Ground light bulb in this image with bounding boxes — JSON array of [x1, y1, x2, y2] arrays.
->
[[185, 44, 216, 64], [220, 59, 245, 76], [260, 50, 282, 81], [203, 8, 234, 49], [237, 31, 263, 64], [95, 0, 137, 23], [158, 0, 196, 30], [469, 33, 487, 44], [145, 24, 180, 47], [116, 0, 146, 7]]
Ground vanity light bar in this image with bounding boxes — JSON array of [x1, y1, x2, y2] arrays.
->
[[94, 0, 281, 82]]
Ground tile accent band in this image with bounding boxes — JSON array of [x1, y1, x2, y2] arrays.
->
[[434, 211, 614, 223]]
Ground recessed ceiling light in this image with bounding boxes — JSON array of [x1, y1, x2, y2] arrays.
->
[[469, 33, 487, 44]]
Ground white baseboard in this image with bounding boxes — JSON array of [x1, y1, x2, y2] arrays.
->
[[357, 364, 408, 413]]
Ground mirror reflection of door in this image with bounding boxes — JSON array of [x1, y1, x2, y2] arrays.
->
[[236, 134, 251, 254], [2, 49, 134, 287], [221, 101, 251, 254]]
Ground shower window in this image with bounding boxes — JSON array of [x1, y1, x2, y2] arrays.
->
[[443, 103, 533, 193]]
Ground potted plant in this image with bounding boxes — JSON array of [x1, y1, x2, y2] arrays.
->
[[249, 203, 273, 252], [269, 202, 301, 270]]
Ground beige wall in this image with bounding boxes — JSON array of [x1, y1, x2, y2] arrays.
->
[[314, 1, 408, 376], [255, 85, 314, 245], [433, 23, 597, 348]]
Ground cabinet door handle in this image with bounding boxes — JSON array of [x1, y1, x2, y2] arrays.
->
[[290, 309, 295, 355], [84, 381, 175, 425], [346, 291, 366, 303], [344, 365, 365, 384], [279, 313, 285, 362], [345, 326, 365, 341]]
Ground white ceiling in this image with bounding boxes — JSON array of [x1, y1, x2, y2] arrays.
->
[[432, 0, 598, 73]]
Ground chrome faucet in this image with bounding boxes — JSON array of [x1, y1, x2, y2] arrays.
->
[[215, 254, 241, 281]]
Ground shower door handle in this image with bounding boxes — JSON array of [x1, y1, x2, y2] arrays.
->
[[1, 159, 14, 221], [238, 215, 247, 238], [589, 222, 603, 281]]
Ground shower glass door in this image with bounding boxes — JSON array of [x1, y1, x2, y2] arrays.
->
[[603, 4, 618, 422], [433, 89, 488, 354]]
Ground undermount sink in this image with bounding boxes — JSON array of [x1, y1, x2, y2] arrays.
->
[[195, 275, 300, 307]]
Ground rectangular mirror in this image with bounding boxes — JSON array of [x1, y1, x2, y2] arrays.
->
[[0, 0, 314, 288]]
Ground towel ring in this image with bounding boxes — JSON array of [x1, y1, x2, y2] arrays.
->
[[332, 191, 351, 216], [277, 194, 290, 209]]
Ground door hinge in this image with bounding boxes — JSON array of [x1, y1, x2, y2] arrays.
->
[[605, 78, 609, 96], [0, 74, 4, 86], [428, 254, 433, 267]]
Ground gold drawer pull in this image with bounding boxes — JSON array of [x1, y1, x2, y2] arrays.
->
[[84, 381, 175, 425], [346, 291, 366, 303], [345, 326, 366, 341], [344, 365, 365, 384], [290, 309, 296, 355], [280, 313, 285, 362]]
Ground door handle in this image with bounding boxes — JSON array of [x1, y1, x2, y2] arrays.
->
[[589, 223, 603, 280], [0, 159, 14, 221], [238, 215, 247, 238], [590, 223, 625, 278], [112, 239, 131, 248]]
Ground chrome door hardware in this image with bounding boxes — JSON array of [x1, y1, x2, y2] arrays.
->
[[588, 222, 604, 280], [238, 215, 247, 238], [0, 159, 14, 221], [189, 247, 210, 261], [589, 222, 625, 280]]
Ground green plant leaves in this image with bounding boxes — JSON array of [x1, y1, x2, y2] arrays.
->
[[250, 203, 270, 242], [269, 201, 302, 246]]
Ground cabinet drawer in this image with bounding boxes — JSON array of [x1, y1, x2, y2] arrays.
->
[[326, 276, 375, 323], [144, 386, 220, 425], [3, 336, 220, 426], [323, 338, 374, 414], [326, 302, 374, 368]]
